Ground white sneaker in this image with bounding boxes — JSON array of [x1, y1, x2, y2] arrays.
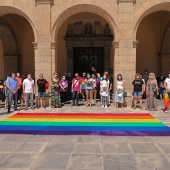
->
[[102, 105, 104, 108], [165, 110, 168, 113], [92, 100, 94, 104], [105, 105, 107, 108]]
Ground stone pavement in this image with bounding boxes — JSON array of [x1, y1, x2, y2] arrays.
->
[[0, 99, 169, 170]]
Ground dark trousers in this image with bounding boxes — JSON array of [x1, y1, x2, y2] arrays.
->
[[17, 88, 22, 102], [72, 91, 79, 106], [8, 91, 18, 112], [61, 91, 67, 104]]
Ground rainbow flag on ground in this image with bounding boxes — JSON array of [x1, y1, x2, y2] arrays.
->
[[0, 113, 170, 136]]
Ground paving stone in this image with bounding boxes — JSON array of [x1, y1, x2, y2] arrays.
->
[[51, 135, 77, 142], [0, 134, 9, 141], [100, 136, 126, 143], [0, 134, 30, 143], [77, 136, 101, 143], [0, 142, 22, 152], [102, 143, 131, 154], [0, 153, 11, 163], [135, 154, 170, 170], [26, 135, 53, 143], [32, 153, 70, 170], [125, 137, 152, 143], [43, 142, 75, 153], [157, 144, 170, 153], [129, 143, 161, 154], [74, 143, 101, 154], [0, 153, 37, 168], [69, 154, 103, 169], [15, 142, 47, 153], [103, 154, 136, 170], [150, 137, 170, 143]]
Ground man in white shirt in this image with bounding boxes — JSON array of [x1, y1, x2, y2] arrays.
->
[[23, 73, 35, 110], [164, 72, 170, 113]]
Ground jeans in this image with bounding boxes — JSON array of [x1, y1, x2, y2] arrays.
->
[[25, 92, 34, 109], [72, 91, 79, 106], [8, 91, 18, 112], [101, 96, 108, 106]]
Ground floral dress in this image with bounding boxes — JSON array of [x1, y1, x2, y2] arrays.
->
[[146, 81, 157, 111], [51, 79, 61, 108]]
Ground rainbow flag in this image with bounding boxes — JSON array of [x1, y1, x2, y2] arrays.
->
[[0, 113, 170, 136]]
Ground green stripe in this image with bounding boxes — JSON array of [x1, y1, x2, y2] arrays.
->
[[0, 121, 166, 127]]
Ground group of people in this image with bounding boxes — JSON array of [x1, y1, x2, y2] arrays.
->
[[1, 70, 170, 113]]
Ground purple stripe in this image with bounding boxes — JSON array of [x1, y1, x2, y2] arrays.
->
[[0, 130, 170, 136]]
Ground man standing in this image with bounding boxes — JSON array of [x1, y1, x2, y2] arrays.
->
[[72, 73, 82, 107], [6, 72, 18, 113], [37, 74, 47, 109], [23, 73, 35, 110], [16, 72, 22, 103]]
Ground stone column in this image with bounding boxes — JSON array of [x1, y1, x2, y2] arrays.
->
[[117, 0, 136, 95], [51, 42, 57, 75], [34, 0, 53, 83]]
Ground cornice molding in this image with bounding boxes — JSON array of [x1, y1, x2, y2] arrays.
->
[[117, 0, 136, 4], [35, 0, 54, 6]]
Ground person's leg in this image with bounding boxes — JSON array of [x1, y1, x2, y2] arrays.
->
[[86, 91, 89, 107], [75, 91, 79, 106], [105, 96, 108, 108], [13, 93, 18, 110], [64, 92, 67, 103], [72, 91, 76, 106], [101, 96, 104, 107], [139, 97, 143, 109], [25, 93, 29, 110], [133, 98, 137, 109], [89, 91, 92, 107], [30, 92, 34, 109], [7, 91, 13, 113]]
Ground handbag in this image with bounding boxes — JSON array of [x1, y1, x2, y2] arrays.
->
[[123, 92, 127, 97]]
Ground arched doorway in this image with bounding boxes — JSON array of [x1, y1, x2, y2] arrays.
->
[[0, 12, 35, 80], [54, 12, 114, 78], [134, 2, 170, 77]]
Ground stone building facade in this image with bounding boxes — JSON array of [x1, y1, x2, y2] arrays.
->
[[0, 0, 170, 94]]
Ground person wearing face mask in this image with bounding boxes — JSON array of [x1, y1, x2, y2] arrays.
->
[[91, 73, 97, 104], [143, 69, 149, 83], [164, 72, 170, 113], [23, 73, 35, 110], [85, 73, 93, 107], [72, 73, 82, 107], [37, 74, 47, 109], [132, 73, 145, 109], [115, 74, 124, 108], [59, 75, 68, 105], [6, 72, 18, 113], [16, 72, 22, 104], [100, 75, 110, 108], [3, 74, 10, 109], [51, 72, 61, 108], [157, 74, 166, 100], [145, 73, 159, 111]]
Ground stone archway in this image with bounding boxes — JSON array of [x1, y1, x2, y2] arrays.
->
[[161, 21, 170, 75]]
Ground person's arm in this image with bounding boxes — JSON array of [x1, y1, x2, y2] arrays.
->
[[6, 84, 14, 94], [71, 80, 74, 93], [156, 80, 159, 95], [164, 80, 169, 92], [33, 81, 36, 94], [23, 81, 25, 94], [142, 82, 145, 94]]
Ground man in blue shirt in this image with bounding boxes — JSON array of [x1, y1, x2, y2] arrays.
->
[[6, 72, 18, 113]]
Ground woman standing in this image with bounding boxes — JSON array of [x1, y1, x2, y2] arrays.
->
[[92, 73, 97, 104], [132, 73, 145, 109], [51, 72, 61, 108], [100, 75, 109, 108], [59, 75, 68, 105], [85, 74, 93, 107], [115, 74, 124, 108], [145, 73, 159, 111]]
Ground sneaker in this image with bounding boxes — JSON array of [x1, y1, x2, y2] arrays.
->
[[83, 99, 85, 102], [102, 105, 104, 108], [165, 110, 168, 113], [37, 106, 40, 109], [92, 100, 94, 104], [105, 105, 107, 108], [25, 108, 28, 110]]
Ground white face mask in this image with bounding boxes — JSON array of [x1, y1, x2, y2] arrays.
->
[[150, 76, 154, 79], [28, 76, 31, 79], [54, 75, 57, 78], [63, 77, 66, 80], [17, 73, 20, 77]]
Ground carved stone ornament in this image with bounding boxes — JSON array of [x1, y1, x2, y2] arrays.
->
[[117, 0, 136, 4], [112, 41, 119, 48], [32, 42, 38, 49], [35, 0, 54, 5]]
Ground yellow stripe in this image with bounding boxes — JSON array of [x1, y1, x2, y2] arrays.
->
[[3, 118, 160, 123]]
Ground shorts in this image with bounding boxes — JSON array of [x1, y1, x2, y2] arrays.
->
[[38, 92, 46, 98], [133, 91, 142, 98], [86, 89, 92, 92]]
